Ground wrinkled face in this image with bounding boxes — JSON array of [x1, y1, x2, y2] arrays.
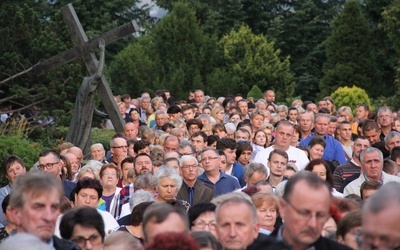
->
[[274, 124, 294, 149], [352, 138, 370, 158], [246, 171, 267, 187], [216, 203, 259, 250], [307, 103, 318, 114], [181, 158, 199, 183], [299, 114, 313, 133], [311, 164, 327, 181], [134, 155, 153, 175], [238, 150, 252, 167], [327, 122, 337, 136], [155, 114, 167, 127], [314, 117, 329, 136], [256, 201, 277, 231], [318, 100, 327, 110], [12, 190, 61, 242], [378, 110, 393, 128], [191, 211, 217, 238], [164, 139, 179, 153], [66, 153, 80, 176], [268, 153, 288, 177], [124, 123, 138, 139], [141, 99, 150, 109], [71, 225, 103, 250], [6, 161, 26, 183], [257, 102, 267, 111], [201, 150, 220, 173], [91, 146, 105, 161], [386, 135, 400, 152], [309, 144, 324, 161], [279, 181, 331, 248], [361, 151, 383, 182], [156, 177, 178, 202], [264, 91, 275, 102], [178, 146, 195, 157], [110, 138, 128, 162], [195, 91, 205, 103]]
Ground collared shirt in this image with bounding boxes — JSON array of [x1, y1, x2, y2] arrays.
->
[[115, 183, 135, 220], [197, 171, 240, 197], [300, 134, 346, 165]]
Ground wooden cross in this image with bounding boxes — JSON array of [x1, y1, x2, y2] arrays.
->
[[33, 3, 139, 132]]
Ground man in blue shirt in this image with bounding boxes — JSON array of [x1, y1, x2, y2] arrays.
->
[[216, 138, 246, 187], [300, 114, 346, 166], [198, 148, 240, 196]]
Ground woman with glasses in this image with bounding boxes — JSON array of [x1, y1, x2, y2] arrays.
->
[[188, 203, 218, 239], [60, 206, 105, 250], [99, 164, 122, 218]]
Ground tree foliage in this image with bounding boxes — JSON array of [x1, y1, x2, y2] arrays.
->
[[320, 0, 376, 98], [247, 85, 263, 99], [331, 85, 371, 113], [213, 25, 294, 101]]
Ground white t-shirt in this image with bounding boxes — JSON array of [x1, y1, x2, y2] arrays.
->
[[253, 146, 309, 175]]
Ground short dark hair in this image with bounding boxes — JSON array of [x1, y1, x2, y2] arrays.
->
[[308, 136, 326, 149], [1, 194, 10, 215], [142, 203, 189, 242], [360, 180, 381, 200], [268, 149, 288, 161], [336, 210, 362, 239], [362, 120, 380, 133], [207, 135, 219, 147], [39, 149, 60, 161], [121, 94, 131, 101], [75, 178, 103, 199], [216, 138, 236, 151], [188, 203, 216, 229], [304, 159, 334, 188], [191, 131, 207, 143], [167, 105, 182, 114], [121, 157, 135, 168], [60, 207, 105, 241], [2, 155, 25, 176], [134, 141, 150, 154], [390, 146, 400, 161], [131, 201, 154, 226], [186, 119, 203, 130], [236, 141, 253, 161]]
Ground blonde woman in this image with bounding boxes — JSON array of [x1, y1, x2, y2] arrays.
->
[[210, 106, 225, 124]]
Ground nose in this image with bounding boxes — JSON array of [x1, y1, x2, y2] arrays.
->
[[229, 225, 237, 238], [85, 239, 93, 250], [307, 215, 318, 229]]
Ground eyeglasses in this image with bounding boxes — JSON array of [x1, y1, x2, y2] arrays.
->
[[71, 234, 102, 247], [181, 164, 199, 169], [200, 156, 219, 163], [192, 220, 216, 230], [379, 115, 391, 119], [357, 231, 400, 250], [112, 145, 128, 149], [284, 198, 329, 223], [38, 162, 59, 171]]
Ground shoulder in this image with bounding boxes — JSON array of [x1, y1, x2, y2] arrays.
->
[[53, 236, 80, 250], [314, 236, 352, 250]]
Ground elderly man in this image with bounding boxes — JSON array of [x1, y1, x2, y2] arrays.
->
[[152, 110, 168, 131], [215, 197, 259, 250], [90, 143, 107, 163], [254, 121, 309, 173], [198, 148, 240, 196], [67, 146, 84, 168], [194, 89, 205, 103], [123, 122, 138, 140], [272, 171, 351, 250], [163, 135, 180, 153], [243, 162, 268, 188], [300, 113, 346, 166], [8, 172, 79, 250], [343, 147, 400, 196], [176, 155, 214, 206], [107, 137, 128, 168], [361, 182, 400, 250]]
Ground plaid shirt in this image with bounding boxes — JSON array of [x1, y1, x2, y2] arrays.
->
[[114, 183, 135, 220]]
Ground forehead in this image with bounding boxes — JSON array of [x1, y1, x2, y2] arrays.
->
[[182, 158, 196, 165], [355, 139, 370, 146], [39, 154, 57, 163], [91, 145, 104, 151], [24, 189, 62, 204], [114, 138, 127, 145], [202, 150, 218, 157], [277, 124, 293, 133], [270, 153, 287, 162], [289, 180, 330, 205], [316, 117, 328, 123], [78, 188, 98, 196], [339, 123, 351, 129], [363, 151, 381, 160], [136, 155, 151, 162], [217, 202, 253, 221], [192, 135, 204, 141]]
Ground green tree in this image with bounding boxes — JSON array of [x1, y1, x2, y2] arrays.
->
[[320, 0, 376, 98], [212, 25, 294, 101], [247, 85, 263, 99], [331, 86, 371, 114]]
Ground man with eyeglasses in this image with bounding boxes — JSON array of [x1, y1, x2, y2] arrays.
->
[[271, 171, 351, 250], [377, 106, 395, 141], [177, 155, 214, 206], [361, 182, 400, 250], [108, 137, 128, 168], [197, 148, 240, 196], [38, 149, 75, 200]]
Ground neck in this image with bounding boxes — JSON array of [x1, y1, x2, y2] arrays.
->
[[206, 171, 220, 183], [381, 126, 391, 135], [269, 175, 283, 187], [103, 186, 116, 195], [185, 179, 196, 187], [352, 157, 361, 166], [301, 131, 311, 139], [225, 163, 233, 172], [339, 138, 352, 146], [126, 225, 143, 239], [273, 144, 289, 151], [282, 227, 309, 250]]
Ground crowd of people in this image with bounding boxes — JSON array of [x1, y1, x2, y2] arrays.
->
[[0, 89, 400, 249]]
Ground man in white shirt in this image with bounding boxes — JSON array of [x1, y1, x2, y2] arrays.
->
[[254, 121, 309, 174]]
